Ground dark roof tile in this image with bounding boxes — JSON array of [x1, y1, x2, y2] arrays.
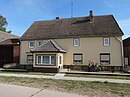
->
[[21, 15, 124, 40]]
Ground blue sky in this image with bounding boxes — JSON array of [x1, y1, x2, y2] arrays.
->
[[0, 0, 130, 39]]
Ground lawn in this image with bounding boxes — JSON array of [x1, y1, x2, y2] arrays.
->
[[0, 76, 130, 97], [0, 71, 56, 76], [65, 73, 130, 80]]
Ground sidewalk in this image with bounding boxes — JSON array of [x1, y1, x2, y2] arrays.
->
[[0, 73, 130, 84], [60, 69, 130, 77]]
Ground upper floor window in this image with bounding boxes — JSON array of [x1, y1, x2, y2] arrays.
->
[[74, 39, 80, 46], [29, 41, 35, 48], [103, 38, 110, 46], [37, 41, 42, 47]]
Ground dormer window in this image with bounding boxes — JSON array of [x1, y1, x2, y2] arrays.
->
[[103, 38, 110, 46], [37, 41, 42, 47], [29, 41, 35, 48], [74, 39, 80, 46]]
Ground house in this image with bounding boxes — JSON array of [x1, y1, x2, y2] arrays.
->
[[0, 31, 20, 67], [123, 37, 130, 67], [20, 10, 124, 72]]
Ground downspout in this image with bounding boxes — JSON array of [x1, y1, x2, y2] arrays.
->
[[115, 36, 124, 69]]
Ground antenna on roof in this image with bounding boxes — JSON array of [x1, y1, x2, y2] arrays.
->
[[71, 1, 73, 17]]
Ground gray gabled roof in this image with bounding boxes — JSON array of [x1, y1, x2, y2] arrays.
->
[[21, 14, 124, 41], [0, 31, 19, 41], [31, 40, 66, 53], [0, 38, 20, 46]]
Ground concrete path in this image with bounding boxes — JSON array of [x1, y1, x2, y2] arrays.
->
[[54, 73, 66, 77], [0, 73, 130, 84], [0, 83, 87, 97]]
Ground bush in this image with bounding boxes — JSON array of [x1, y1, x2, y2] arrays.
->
[[88, 60, 102, 72], [3, 63, 17, 69]]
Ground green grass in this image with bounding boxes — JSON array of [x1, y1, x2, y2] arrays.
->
[[65, 74, 130, 80], [0, 76, 130, 96], [0, 71, 56, 76]]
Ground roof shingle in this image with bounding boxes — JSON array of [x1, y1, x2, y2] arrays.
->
[[21, 15, 124, 40]]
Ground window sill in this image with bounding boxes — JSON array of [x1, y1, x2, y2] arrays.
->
[[36, 64, 55, 66]]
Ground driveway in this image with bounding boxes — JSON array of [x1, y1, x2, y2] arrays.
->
[[0, 83, 87, 97]]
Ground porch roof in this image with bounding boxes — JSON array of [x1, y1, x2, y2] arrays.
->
[[31, 40, 66, 53]]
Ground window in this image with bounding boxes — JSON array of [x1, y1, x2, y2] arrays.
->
[[43, 56, 49, 64], [59, 56, 62, 64], [27, 55, 33, 63], [74, 39, 80, 46], [37, 56, 42, 64], [73, 53, 83, 64], [124, 57, 128, 65], [100, 53, 110, 64], [103, 38, 110, 46], [36, 55, 55, 65], [29, 41, 35, 48], [37, 41, 42, 47]]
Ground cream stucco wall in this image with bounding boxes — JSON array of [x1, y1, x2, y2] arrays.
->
[[20, 37, 123, 67], [54, 37, 123, 66], [20, 41, 31, 65]]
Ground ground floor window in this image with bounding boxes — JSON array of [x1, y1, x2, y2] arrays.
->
[[36, 54, 55, 65], [73, 53, 83, 64], [27, 55, 33, 63], [59, 56, 62, 64], [100, 53, 110, 64], [124, 57, 128, 65]]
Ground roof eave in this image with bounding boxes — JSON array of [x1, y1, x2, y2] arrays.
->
[[31, 51, 66, 53]]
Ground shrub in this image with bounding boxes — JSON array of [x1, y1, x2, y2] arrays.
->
[[3, 63, 17, 69], [88, 60, 102, 72]]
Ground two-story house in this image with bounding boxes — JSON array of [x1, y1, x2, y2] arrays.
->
[[20, 10, 124, 72]]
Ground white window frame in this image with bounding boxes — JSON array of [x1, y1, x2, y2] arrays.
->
[[36, 55, 55, 65], [37, 41, 42, 47], [74, 39, 80, 46], [37, 55, 42, 64], [29, 41, 35, 48], [103, 38, 110, 46]]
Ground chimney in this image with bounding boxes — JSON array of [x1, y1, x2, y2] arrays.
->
[[89, 10, 93, 22], [56, 17, 59, 19]]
